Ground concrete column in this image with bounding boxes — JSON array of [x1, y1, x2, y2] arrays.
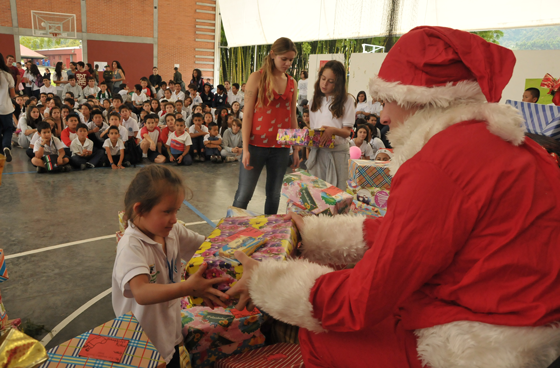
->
[[213, 1, 221, 84], [10, 0, 20, 61], [153, 0, 158, 67], [81, 0, 88, 62]]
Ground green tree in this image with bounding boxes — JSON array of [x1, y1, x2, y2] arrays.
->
[[20, 36, 81, 50], [470, 30, 504, 44]]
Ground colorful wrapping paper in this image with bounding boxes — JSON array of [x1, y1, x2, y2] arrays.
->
[[285, 200, 315, 217], [346, 180, 389, 216], [182, 306, 266, 368], [0, 291, 8, 330], [505, 100, 560, 141], [186, 215, 298, 305], [39, 312, 165, 368], [281, 171, 353, 216], [350, 200, 382, 218], [0, 328, 48, 368], [348, 159, 392, 189], [226, 207, 262, 218], [215, 343, 303, 368], [0, 249, 8, 282], [277, 129, 335, 148]]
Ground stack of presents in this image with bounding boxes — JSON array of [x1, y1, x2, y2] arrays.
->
[[26, 131, 393, 368]]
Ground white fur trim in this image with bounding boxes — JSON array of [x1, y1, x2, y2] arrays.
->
[[300, 214, 368, 265], [416, 321, 560, 368], [387, 102, 526, 175], [369, 76, 487, 108], [249, 259, 333, 333]]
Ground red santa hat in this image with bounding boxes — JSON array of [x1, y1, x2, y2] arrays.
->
[[369, 26, 516, 108]]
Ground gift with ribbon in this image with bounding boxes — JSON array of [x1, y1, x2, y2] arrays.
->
[[540, 73, 560, 106]]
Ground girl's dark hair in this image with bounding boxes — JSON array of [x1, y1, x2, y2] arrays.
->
[[526, 133, 560, 157], [150, 99, 161, 113], [192, 68, 202, 83], [301, 70, 308, 79], [203, 112, 214, 124], [311, 60, 349, 119], [112, 60, 125, 75], [26, 106, 42, 129], [217, 107, 229, 135], [87, 63, 94, 74], [55, 62, 63, 80], [357, 91, 367, 103], [231, 101, 242, 119], [124, 165, 189, 223], [0, 53, 10, 73], [365, 122, 378, 140], [29, 64, 42, 78]]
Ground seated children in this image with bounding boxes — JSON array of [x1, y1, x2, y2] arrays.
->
[[118, 84, 131, 103], [213, 84, 227, 108], [101, 111, 129, 142], [175, 100, 187, 120], [120, 105, 139, 141], [350, 125, 375, 160], [28, 117, 56, 159], [97, 81, 112, 102], [173, 83, 185, 102], [186, 104, 203, 127], [140, 77, 152, 98], [166, 118, 192, 166], [161, 88, 176, 104], [61, 113, 82, 157], [204, 122, 223, 163], [63, 76, 83, 103], [70, 123, 104, 169], [159, 102, 175, 125], [374, 148, 393, 162], [32, 122, 71, 173], [158, 114, 176, 160], [39, 77, 57, 95], [87, 109, 109, 148], [203, 112, 213, 127], [156, 81, 167, 99], [221, 118, 243, 162], [522, 87, 540, 103], [18, 105, 41, 149], [103, 126, 127, 169], [200, 82, 214, 106], [112, 165, 229, 367], [188, 84, 202, 105], [132, 84, 148, 113], [188, 113, 208, 161], [80, 103, 92, 125], [83, 77, 100, 99], [139, 114, 166, 163]]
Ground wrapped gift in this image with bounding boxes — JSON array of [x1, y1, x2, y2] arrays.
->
[[226, 207, 262, 218], [0, 249, 8, 282], [285, 200, 314, 217], [505, 100, 560, 140], [39, 312, 165, 368], [118, 212, 126, 233], [215, 343, 303, 368], [346, 180, 389, 216], [0, 291, 8, 330], [281, 171, 353, 216], [0, 328, 48, 368], [350, 200, 382, 218], [277, 129, 335, 148], [186, 215, 298, 304], [348, 159, 392, 189], [182, 307, 266, 368], [179, 345, 192, 368]]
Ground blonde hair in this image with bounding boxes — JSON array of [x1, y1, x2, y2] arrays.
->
[[257, 37, 297, 108]]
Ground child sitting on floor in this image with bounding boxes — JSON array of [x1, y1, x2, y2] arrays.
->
[[350, 125, 375, 160], [103, 126, 127, 169], [32, 121, 71, 173], [221, 118, 243, 162], [166, 118, 192, 166], [204, 122, 223, 163], [70, 122, 104, 170], [159, 114, 176, 161], [112, 165, 229, 367], [87, 109, 109, 148], [188, 113, 208, 162], [139, 113, 166, 163]]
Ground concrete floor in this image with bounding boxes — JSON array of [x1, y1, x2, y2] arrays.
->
[[1, 147, 289, 349]]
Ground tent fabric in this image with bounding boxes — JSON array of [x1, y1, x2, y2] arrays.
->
[[20, 45, 46, 59], [218, 0, 560, 47]]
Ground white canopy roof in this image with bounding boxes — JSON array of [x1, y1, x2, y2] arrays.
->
[[218, 0, 560, 47]]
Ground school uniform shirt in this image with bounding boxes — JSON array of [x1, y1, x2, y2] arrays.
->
[[87, 121, 109, 132], [172, 91, 185, 101], [355, 101, 369, 116], [188, 125, 208, 136], [156, 89, 165, 100], [0, 70, 15, 115], [97, 90, 112, 103], [370, 137, 385, 152], [30, 132, 41, 146], [350, 139, 374, 159], [159, 127, 173, 145], [309, 95, 356, 146], [83, 86, 101, 98], [122, 118, 140, 138], [61, 127, 78, 147], [112, 221, 205, 364], [203, 133, 221, 142], [161, 95, 176, 104], [138, 126, 161, 145], [23, 71, 35, 89], [141, 88, 152, 98], [132, 92, 148, 106], [33, 136, 65, 155], [212, 93, 227, 108], [166, 132, 192, 155], [103, 138, 125, 156], [111, 125, 129, 141], [54, 73, 68, 93], [39, 84, 57, 95], [191, 95, 202, 105], [200, 91, 214, 105], [63, 84, 83, 100], [228, 91, 243, 105], [70, 137, 94, 156]]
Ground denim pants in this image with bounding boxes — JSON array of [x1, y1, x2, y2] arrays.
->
[[233, 144, 290, 215], [0, 114, 14, 151]]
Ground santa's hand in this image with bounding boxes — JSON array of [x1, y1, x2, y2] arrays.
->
[[225, 251, 259, 311], [284, 211, 305, 233]]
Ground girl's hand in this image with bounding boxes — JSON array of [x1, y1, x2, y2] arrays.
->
[[184, 262, 230, 309], [242, 150, 253, 170], [291, 148, 300, 170], [284, 211, 305, 233], [225, 251, 260, 311], [320, 126, 336, 146]]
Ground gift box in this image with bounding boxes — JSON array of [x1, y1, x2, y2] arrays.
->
[[346, 180, 389, 216], [0, 328, 48, 368], [348, 159, 392, 189], [186, 215, 298, 305], [277, 129, 335, 148], [0, 249, 8, 283], [505, 100, 560, 141], [182, 306, 266, 368], [285, 200, 314, 217], [226, 207, 262, 218], [281, 171, 353, 216], [0, 291, 8, 330], [39, 312, 165, 368], [215, 343, 303, 368], [350, 200, 382, 218]]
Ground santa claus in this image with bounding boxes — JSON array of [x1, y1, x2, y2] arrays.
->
[[227, 26, 560, 368]]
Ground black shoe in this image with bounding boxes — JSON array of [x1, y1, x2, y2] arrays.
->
[[36, 166, 46, 173], [200, 155, 206, 162], [123, 161, 131, 167], [80, 164, 87, 170], [3, 148, 12, 162], [86, 162, 95, 169], [62, 165, 73, 172]]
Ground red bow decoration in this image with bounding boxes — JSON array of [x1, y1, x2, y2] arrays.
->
[[540, 73, 560, 94]]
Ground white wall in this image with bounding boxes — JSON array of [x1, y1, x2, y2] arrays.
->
[[307, 54, 346, 101], [347, 50, 560, 104]]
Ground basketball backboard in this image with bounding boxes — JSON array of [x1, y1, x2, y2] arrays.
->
[[31, 11, 77, 38]]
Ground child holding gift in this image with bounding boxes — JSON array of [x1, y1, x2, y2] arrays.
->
[[308, 60, 355, 190], [112, 165, 229, 367]]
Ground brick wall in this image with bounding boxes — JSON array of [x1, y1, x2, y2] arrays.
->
[[0, 0, 12, 27], [86, 0, 153, 37]]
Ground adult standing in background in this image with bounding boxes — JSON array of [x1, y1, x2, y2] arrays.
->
[[53, 62, 68, 99], [173, 67, 184, 92], [298, 70, 308, 114], [43, 68, 51, 82], [5, 55, 21, 91], [149, 67, 163, 95], [111, 60, 126, 94], [87, 63, 97, 84], [67, 62, 77, 79], [0, 53, 16, 162]]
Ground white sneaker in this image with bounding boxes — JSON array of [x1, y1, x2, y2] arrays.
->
[[226, 156, 236, 162], [3, 148, 12, 162], [142, 153, 148, 158]]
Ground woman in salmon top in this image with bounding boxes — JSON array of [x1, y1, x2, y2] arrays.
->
[[232, 37, 300, 214]]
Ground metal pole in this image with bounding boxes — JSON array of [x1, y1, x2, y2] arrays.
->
[[253, 45, 257, 72], [213, 1, 221, 85]]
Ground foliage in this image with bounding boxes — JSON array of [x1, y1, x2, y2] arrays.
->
[[499, 26, 560, 50], [470, 30, 504, 44], [20, 36, 81, 51]]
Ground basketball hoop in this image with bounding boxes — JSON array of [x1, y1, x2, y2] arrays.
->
[[50, 32, 60, 39]]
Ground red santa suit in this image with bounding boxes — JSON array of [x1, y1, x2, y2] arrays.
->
[[245, 27, 560, 368]]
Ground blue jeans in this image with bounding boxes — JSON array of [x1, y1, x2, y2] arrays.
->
[[233, 145, 290, 215], [0, 114, 14, 151]]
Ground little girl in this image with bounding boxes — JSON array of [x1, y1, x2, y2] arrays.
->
[[308, 60, 355, 190], [203, 112, 214, 127], [375, 148, 393, 162], [112, 165, 229, 367], [355, 91, 369, 120], [350, 125, 374, 160]]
